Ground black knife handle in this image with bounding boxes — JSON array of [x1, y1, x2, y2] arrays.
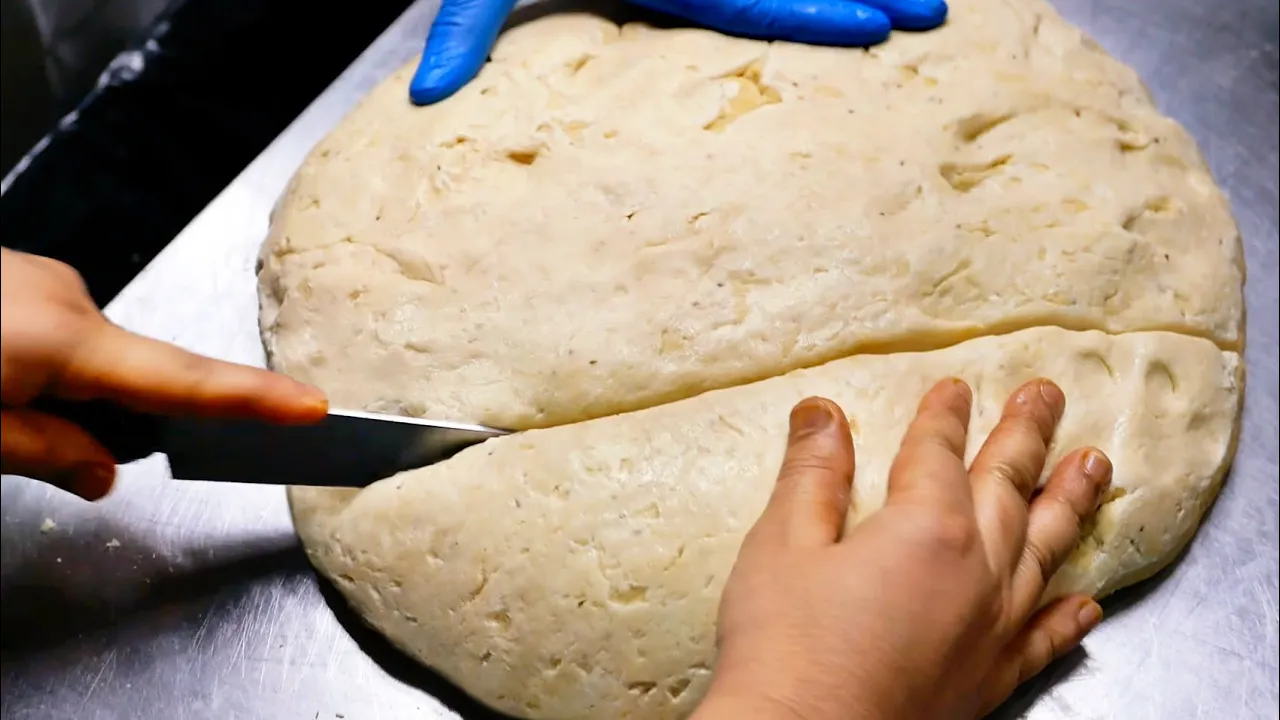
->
[[28, 398, 165, 464]]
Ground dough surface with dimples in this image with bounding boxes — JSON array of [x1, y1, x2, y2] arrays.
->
[[258, 3, 1245, 718]]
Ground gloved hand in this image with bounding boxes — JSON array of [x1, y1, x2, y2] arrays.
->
[[408, 0, 949, 106]]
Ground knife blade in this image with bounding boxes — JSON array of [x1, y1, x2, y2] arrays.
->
[[31, 398, 509, 488]]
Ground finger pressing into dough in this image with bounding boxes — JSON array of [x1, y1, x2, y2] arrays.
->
[[976, 594, 1102, 718], [970, 379, 1064, 574], [0, 408, 117, 500], [1010, 448, 1112, 620], [55, 322, 329, 424], [885, 378, 973, 512], [754, 397, 857, 547], [409, 0, 518, 106]]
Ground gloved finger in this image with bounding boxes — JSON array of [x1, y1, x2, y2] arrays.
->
[[1010, 447, 1111, 620], [52, 322, 328, 424], [0, 407, 117, 500], [753, 397, 856, 547], [855, 0, 948, 31], [409, 0, 517, 106], [632, 0, 892, 47], [976, 594, 1102, 717]]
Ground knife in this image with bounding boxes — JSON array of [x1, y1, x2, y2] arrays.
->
[[33, 398, 509, 488]]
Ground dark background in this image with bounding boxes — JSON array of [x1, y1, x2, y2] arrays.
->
[[0, 0, 415, 305]]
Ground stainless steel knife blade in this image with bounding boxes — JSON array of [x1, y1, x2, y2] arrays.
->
[[160, 410, 509, 487], [32, 398, 509, 488]]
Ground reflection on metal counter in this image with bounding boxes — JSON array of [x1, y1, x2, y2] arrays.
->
[[0, 0, 413, 305], [0, 0, 170, 177], [2, 0, 1277, 718]]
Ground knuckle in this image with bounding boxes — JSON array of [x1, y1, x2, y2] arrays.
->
[[779, 453, 841, 477], [986, 455, 1041, 495], [1056, 470, 1101, 518], [1008, 411, 1052, 443], [1, 415, 72, 480], [917, 417, 967, 458], [991, 414, 1049, 454], [42, 258, 92, 294], [990, 487, 1029, 532], [19, 418, 60, 464], [1023, 534, 1062, 581], [32, 253, 66, 273], [779, 429, 852, 482], [1042, 490, 1087, 530], [1018, 630, 1060, 684], [919, 511, 980, 556]]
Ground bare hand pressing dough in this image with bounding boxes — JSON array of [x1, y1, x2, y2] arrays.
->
[[257, 0, 1244, 717]]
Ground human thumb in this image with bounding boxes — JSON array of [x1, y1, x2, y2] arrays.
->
[[756, 397, 857, 547], [0, 408, 117, 500]]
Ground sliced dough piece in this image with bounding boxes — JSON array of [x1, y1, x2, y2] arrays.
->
[[258, 4, 1243, 431], [291, 328, 1242, 719]]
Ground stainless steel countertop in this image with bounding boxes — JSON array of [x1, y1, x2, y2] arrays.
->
[[2, 1, 1277, 718]]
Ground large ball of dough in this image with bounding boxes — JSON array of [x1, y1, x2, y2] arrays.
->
[[258, 3, 1245, 718]]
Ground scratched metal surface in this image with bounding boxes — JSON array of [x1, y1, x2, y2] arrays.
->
[[2, 0, 1277, 718]]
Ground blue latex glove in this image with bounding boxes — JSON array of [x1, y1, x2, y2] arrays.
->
[[408, 0, 948, 106]]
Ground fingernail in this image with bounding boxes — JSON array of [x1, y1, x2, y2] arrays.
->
[[294, 382, 330, 412], [1083, 450, 1112, 483], [791, 398, 835, 436], [1038, 379, 1066, 416], [1077, 600, 1103, 631], [73, 464, 116, 501], [950, 377, 973, 399]]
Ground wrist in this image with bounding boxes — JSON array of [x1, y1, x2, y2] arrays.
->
[[693, 664, 882, 720], [692, 688, 810, 720]]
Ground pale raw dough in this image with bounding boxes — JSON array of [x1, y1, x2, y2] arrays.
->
[[259, 1, 1247, 718], [259, 7, 1242, 429], [292, 328, 1242, 719]]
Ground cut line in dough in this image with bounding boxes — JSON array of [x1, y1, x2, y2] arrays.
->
[[259, 3, 1246, 718]]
